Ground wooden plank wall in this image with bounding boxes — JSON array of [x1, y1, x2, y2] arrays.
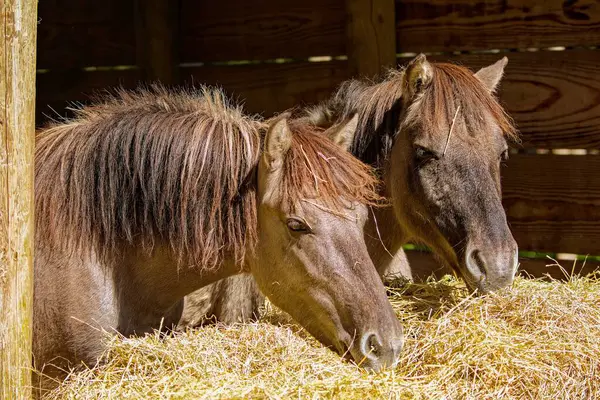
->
[[34, 0, 600, 276]]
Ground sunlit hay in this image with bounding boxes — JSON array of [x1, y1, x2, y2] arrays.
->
[[44, 271, 600, 399]]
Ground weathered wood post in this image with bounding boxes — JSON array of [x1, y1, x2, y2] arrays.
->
[[345, 0, 396, 78], [0, 0, 38, 398], [135, 0, 180, 84]]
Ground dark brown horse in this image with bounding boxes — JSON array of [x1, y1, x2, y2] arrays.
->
[[33, 87, 403, 391], [191, 54, 519, 325]]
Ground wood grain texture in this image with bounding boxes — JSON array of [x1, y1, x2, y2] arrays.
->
[[502, 154, 600, 255], [34, 60, 348, 123], [428, 50, 600, 149], [346, 0, 396, 78], [37, 0, 135, 69], [35, 68, 141, 125], [0, 0, 37, 397], [35, 61, 349, 124], [135, 0, 180, 84], [405, 251, 600, 281], [180, 0, 346, 63], [37, 49, 600, 150], [396, 0, 600, 52], [182, 60, 349, 116]]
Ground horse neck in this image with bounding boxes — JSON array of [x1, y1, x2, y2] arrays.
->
[[358, 117, 410, 269], [113, 242, 244, 332], [364, 174, 407, 252]]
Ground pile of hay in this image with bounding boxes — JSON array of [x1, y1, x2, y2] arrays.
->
[[45, 272, 600, 399]]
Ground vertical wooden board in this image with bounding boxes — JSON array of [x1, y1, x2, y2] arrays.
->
[[1, 0, 37, 397], [346, 0, 396, 78], [395, 0, 600, 52], [180, 0, 346, 63], [426, 50, 600, 149], [135, 0, 180, 84], [0, 0, 7, 315], [502, 154, 600, 255], [37, 0, 136, 69], [182, 61, 349, 116]]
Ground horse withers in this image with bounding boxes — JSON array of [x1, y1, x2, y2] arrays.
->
[[33, 87, 402, 391]]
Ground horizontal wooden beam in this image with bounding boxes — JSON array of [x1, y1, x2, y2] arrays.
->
[[502, 154, 600, 255], [180, 0, 346, 63], [396, 0, 600, 53], [37, 0, 136, 69]]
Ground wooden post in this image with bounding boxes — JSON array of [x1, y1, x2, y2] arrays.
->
[[135, 0, 180, 85], [345, 0, 396, 78], [0, 0, 37, 398]]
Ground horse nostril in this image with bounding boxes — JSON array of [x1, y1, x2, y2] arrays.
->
[[468, 249, 487, 278], [354, 331, 403, 370], [361, 333, 382, 358]]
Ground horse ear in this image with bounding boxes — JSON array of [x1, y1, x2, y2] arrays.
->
[[403, 53, 433, 99], [306, 103, 335, 128], [326, 114, 359, 151], [264, 115, 292, 171], [474, 57, 508, 93]]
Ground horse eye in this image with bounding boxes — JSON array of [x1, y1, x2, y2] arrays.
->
[[414, 146, 437, 162], [286, 218, 311, 233]]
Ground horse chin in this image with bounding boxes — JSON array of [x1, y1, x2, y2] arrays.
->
[[307, 324, 359, 366]]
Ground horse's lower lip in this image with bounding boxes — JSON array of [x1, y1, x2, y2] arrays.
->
[[453, 262, 488, 292]]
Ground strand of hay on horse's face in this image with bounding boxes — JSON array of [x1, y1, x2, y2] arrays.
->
[[32, 86, 403, 392], [308, 55, 519, 294]]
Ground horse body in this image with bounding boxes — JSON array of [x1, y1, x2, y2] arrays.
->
[[33, 87, 403, 391]]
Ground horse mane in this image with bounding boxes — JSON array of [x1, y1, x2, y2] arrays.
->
[[280, 118, 382, 213], [35, 86, 381, 271], [35, 86, 261, 270], [309, 61, 517, 166]]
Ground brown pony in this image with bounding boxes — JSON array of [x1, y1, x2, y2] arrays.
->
[[192, 55, 519, 325], [33, 86, 403, 391], [312, 54, 519, 292]]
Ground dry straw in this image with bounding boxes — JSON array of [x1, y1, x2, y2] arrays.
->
[[44, 265, 600, 399]]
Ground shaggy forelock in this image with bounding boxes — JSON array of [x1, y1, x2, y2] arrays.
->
[[279, 119, 382, 213], [402, 63, 518, 141]]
